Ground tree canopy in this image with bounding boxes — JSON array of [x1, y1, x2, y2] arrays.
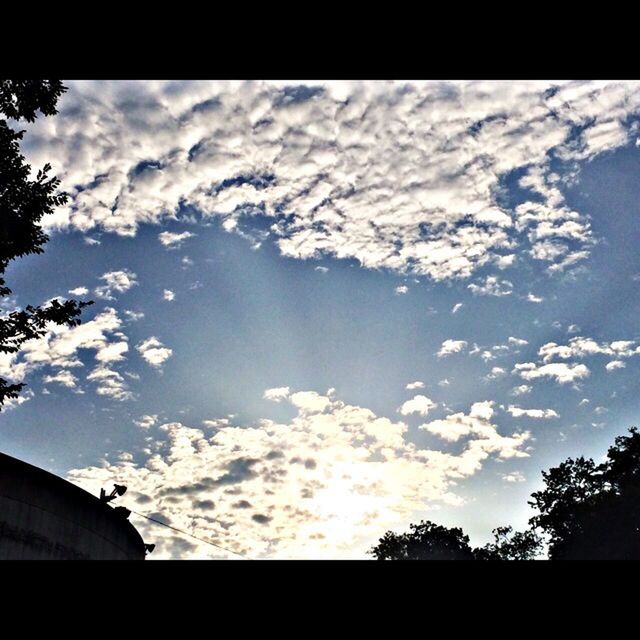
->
[[370, 520, 476, 560], [370, 521, 540, 560], [473, 526, 542, 561], [529, 427, 640, 559], [0, 79, 92, 408], [371, 428, 640, 560]]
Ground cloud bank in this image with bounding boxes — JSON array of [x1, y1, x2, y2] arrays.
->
[[66, 388, 531, 558], [23, 80, 640, 283]]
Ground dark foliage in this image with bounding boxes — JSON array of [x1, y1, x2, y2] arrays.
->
[[371, 428, 640, 560], [0, 80, 92, 408], [529, 427, 640, 559], [0, 80, 67, 123], [473, 526, 542, 560], [371, 520, 540, 560], [369, 428, 640, 560], [370, 520, 476, 560]]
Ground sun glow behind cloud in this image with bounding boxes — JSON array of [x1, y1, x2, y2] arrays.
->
[[67, 387, 530, 559]]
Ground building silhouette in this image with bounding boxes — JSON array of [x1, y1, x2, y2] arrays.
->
[[0, 452, 147, 560]]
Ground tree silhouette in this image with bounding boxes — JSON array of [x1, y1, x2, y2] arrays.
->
[[529, 427, 640, 559], [370, 520, 541, 560], [371, 428, 640, 560], [473, 526, 542, 560], [370, 520, 476, 560], [0, 80, 92, 408]]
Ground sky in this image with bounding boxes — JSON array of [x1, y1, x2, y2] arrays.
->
[[1, 79, 640, 559]]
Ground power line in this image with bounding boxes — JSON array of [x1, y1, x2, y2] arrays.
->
[[128, 508, 249, 559]]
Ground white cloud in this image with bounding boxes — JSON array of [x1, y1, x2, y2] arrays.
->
[[538, 336, 637, 363], [451, 303, 463, 314], [485, 367, 507, 380], [0, 296, 19, 314], [134, 414, 158, 429], [513, 361, 590, 384], [506, 405, 559, 419], [0, 307, 132, 401], [87, 365, 134, 401], [420, 400, 530, 458], [611, 341, 635, 353], [405, 381, 424, 390], [510, 385, 532, 396], [468, 276, 513, 297], [263, 387, 291, 402], [2, 389, 34, 411], [398, 394, 437, 417], [469, 344, 495, 362], [516, 165, 595, 274], [95, 269, 138, 300], [66, 388, 530, 559], [202, 418, 231, 429], [508, 337, 528, 347], [495, 254, 516, 269], [163, 289, 176, 302], [124, 310, 145, 322], [469, 400, 495, 421], [579, 119, 628, 158], [158, 231, 195, 248], [136, 337, 173, 368], [527, 293, 544, 303], [68, 286, 89, 296], [502, 471, 526, 483], [289, 391, 332, 414], [315, 266, 329, 273], [438, 379, 450, 387], [25, 81, 639, 283], [547, 250, 591, 273], [42, 370, 79, 389], [437, 339, 467, 358], [95, 340, 128, 364], [394, 285, 408, 295], [606, 360, 625, 371]]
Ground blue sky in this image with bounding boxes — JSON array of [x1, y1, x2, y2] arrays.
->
[[1, 80, 640, 558]]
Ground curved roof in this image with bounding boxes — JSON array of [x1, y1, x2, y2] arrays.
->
[[0, 451, 145, 560]]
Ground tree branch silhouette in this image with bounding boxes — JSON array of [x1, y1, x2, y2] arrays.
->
[[0, 80, 92, 408]]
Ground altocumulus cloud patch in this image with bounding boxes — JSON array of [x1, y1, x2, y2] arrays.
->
[[0, 306, 135, 401], [66, 388, 531, 559], [21, 80, 640, 282]]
